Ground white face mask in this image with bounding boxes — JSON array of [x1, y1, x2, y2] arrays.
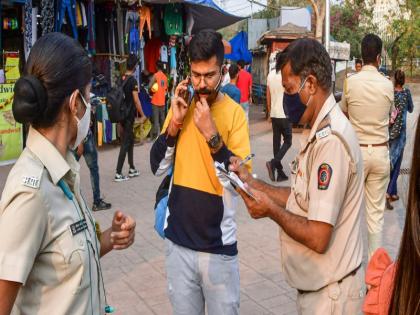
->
[[71, 92, 91, 150]]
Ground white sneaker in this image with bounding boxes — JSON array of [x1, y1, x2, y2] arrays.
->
[[114, 173, 129, 182], [128, 168, 140, 178]]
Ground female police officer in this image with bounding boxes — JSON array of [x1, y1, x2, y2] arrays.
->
[[0, 33, 136, 314]]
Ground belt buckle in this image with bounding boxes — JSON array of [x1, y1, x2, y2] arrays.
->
[[368, 144, 373, 154]]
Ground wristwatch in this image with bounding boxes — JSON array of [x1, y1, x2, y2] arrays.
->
[[207, 132, 222, 150]]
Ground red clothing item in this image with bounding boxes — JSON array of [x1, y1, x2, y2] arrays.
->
[[144, 38, 162, 74], [363, 248, 396, 315], [151, 70, 168, 106], [236, 69, 252, 103]]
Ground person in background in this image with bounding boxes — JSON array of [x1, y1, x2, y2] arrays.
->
[[266, 51, 291, 182], [341, 34, 394, 258], [236, 59, 253, 121], [221, 63, 241, 104], [75, 95, 111, 211], [386, 70, 414, 210], [231, 38, 365, 315], [115, 54, 145, 182], [221, 63, 230, 87], [363, 114, 419, 315], [355, 58, 363, 73], [0, 32, 136, 315], [149, 61, 168, 139], [150, 29, 250, 315]]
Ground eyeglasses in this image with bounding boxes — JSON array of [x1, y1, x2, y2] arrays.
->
[[190, 69, 222, 85]]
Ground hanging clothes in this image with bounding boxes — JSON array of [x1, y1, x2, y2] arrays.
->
[[86, 0, 96, 54], [56, 0, 78, 39], [125, 11, 139, 36], [160, 45, 168, 63], [129, 27, 140, 54], [40, 0, 54, 36], [164, 4, 183, 36], [23, 0, 31, 57], [144, 38, 162, 73], [170, 46, 177, 70], [139, 6, 152, 39], [116, 2, 125, 56], [140, 37, 145, 72]]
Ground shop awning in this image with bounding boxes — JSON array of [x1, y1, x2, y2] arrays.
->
[[224, 31, 252, 63], [144, 0, 245, 33]]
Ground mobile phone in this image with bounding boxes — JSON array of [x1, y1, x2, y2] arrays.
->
[[180, 77, 194, 105]]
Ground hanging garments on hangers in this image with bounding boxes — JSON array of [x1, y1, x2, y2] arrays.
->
[[56, 0, 78, 39], [139, 6, 152, 39], [86, 0, 96, 54], [40, 0, 54, 35]]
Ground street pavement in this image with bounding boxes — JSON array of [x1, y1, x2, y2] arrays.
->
[[0, 84, 418, 314]]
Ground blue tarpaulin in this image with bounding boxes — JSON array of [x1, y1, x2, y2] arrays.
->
[[224, 31, 252, 63], [144, 0, 244, 33]]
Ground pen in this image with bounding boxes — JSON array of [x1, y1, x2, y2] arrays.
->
[[239, 153, 255, 167]]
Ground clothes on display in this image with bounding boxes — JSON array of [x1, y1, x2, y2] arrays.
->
[[139, 6, 152, 39], [144, 37, 162, 74], [41, 0, 55, 36], [56, 0, 78, 39], [164, 3, 183, 36]]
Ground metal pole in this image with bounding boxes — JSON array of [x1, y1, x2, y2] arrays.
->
[[325, 0, 330, 53], [251, 0, 254, 19]]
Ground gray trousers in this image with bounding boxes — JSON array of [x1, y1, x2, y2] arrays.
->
[[165, 239, 240, 315], [151, 105, 166, 138]]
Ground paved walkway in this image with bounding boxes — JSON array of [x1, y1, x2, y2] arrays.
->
[[0, 84, 418, 314]]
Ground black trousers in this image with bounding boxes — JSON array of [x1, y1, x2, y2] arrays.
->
[[116, 119, 135, 173], [271, 118, 292, 170]]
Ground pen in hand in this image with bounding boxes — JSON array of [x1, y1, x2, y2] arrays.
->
[[239, 153, 255, 167]]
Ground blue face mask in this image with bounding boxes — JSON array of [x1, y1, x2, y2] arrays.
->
[[283, 77, 310, 124]]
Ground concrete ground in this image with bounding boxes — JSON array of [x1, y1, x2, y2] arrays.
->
[[0, 84, 418, 314]]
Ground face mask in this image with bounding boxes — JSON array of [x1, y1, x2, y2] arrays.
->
[[71, 92, 91, 150], [283, 77, 311, 124]]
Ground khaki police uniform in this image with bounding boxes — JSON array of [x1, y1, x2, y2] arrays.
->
[[340, 65, 394, 258], [0, 127, 105, 314], [281, 94, 365, 315]]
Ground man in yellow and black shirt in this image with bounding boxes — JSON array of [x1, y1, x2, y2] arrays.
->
[[150, 30, 250, 315]]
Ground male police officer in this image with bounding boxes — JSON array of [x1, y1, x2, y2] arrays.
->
[[231, 38, 365, 314], [341, 34, 394, 258]]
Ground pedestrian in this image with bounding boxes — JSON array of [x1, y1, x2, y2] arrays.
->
[[340, 34, 394, 258], [114, 53, 145, 182], [230, 38, 365, 315], [266, 51, 292, 182], [150, 29, 251, 315], [221, 63, 241, 103], [363, 114, 420, 315], [0, 32, 136, 315], [236, 59, 253, 121], [221, 63, 230, 87], [386, 69, 414, 210], [75, 96, 111, 211], [355, 58, 363, 73], [149, 61, 168, 139]]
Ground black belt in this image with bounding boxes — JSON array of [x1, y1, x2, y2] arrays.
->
[[297, 264, 362, 295]]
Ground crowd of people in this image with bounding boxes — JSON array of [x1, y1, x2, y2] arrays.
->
[[0, 29, 418, 315]]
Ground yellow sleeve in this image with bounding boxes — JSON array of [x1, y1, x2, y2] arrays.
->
[[227, 106, 252, 172]]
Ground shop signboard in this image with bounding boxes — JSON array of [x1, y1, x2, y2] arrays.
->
[[0, 83, 22, 165]]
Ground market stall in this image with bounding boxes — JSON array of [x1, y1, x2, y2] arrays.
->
[[0, 0, 244, 157]]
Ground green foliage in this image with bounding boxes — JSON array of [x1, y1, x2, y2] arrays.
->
[[330, 0, 374, 58], [254, 0, 309, 19], [385, 0, 420, 74]]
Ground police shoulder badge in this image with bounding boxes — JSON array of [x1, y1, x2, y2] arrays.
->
[[318, 163, 332, 190]]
